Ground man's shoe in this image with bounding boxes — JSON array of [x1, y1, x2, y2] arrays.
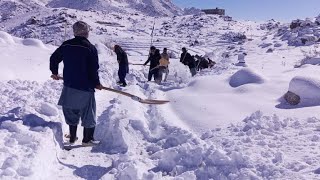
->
[[69, 137, 78, 145], [64, 134, 78, 144], [69, 125, 78, 144], [82, 127, 96, 144], [82, 140, 100, 146]]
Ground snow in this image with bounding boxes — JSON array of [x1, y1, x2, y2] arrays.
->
[[229, 68, 265, 87], [288, 76, 320, 105], [36, 102, 59, 116], [2, 1, 320, 179], [277, 16, 320, 46], [47, 0, 182, 16], [298, 57, 320, 67], [21, 38, 48, 49], [0, 33, 54, 81], [0, 31, 15, 44]]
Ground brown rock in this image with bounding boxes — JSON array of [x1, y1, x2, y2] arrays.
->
[[284, 91, 300, 105]]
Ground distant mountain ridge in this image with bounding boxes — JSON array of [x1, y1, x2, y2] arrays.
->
[[47, 0, 182, 16], [0, 0, 182, 17]]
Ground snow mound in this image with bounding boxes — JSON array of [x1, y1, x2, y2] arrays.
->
[[22, 38, 47, 49], [229, 68, 265, 87], [95, 43, 113, 55], [36, 102, 58, 116], [288, 76, 320, 103], [0, 31, 15, 44]]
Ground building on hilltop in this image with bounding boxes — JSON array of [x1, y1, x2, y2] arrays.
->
[[202, 8, 225, 16]]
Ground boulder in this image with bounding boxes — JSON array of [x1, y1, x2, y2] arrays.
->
[[284, 91, 300, 105], [266, 48, 274, 53]]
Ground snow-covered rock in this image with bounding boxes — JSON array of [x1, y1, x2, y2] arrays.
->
[[229, 68, 265, 87], [221, 32, 247, 42], [288, 76, 320, 104], [183, 7, 203, 15], [274, 42, 282, 47], [296, 57, 320, 67], [278, 18, 320, 46], [259, 42, 272, 48], [259, 19, 280, 31]]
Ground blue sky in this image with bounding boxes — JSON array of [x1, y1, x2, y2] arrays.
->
[[172, 0, 320, 22]]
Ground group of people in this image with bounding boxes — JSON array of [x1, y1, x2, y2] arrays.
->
[[113, 44, 172, 86], [115, 40, 218, 85], [49, 21, 215, 146], [143, 46, 207, 83], [143, 46, 170, 83]]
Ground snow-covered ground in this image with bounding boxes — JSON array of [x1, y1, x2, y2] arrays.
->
[[2, 1, 320, 179]]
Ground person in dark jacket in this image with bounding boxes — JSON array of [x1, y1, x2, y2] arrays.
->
[[180, 47, 196, 76], [144, 46, 161, 82], [50, 21, 102, 146], [114, 45, 129, 87]]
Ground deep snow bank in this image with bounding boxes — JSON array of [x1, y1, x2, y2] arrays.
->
[[0, 31, 54, 81]]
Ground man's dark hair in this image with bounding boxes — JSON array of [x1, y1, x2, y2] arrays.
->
[[150, 46, 156, 50]]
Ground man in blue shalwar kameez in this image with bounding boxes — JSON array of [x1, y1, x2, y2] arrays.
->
[[50, 21, 102, 146]]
